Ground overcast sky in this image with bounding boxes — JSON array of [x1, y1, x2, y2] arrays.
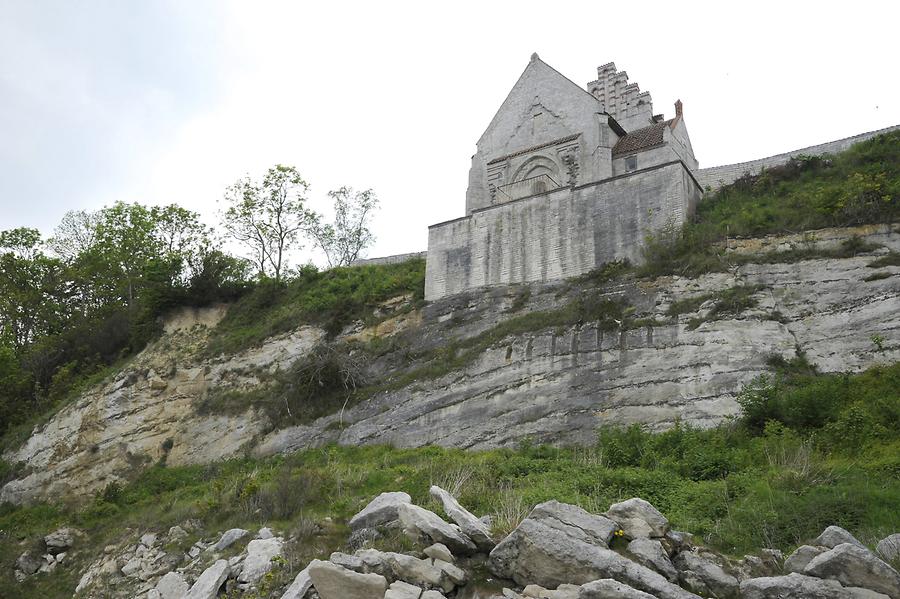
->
[[2, 0, 898, 261]]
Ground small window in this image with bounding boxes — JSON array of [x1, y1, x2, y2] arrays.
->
[[532, 180, 547, 194], [625, 155, 637, 172]]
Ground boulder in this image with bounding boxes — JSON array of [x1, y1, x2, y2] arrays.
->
[[845, 588, 891, 599], [785, 545, 826, 574], [424, 543, 454, 563], [814, 526, 867, 550], [397, 503, 477, 555], [522, 583, 581, 598], [238, 537, 284, 584], [349, 492, 412, 531], [627, 538, 678, 582], [213, 528, 249, 551], [432, 558, 467, 587], [673, 550, 738, 598], [331, 551, 366, 572], [355, 549, 456, 592], [579, 579, 656, 598], [185, 559, 230, 599], [44, 528, 76, 553], [385, 580, 424, 599], [15, 552, 42, 576], [877, 534, 900, 562], [168, 525, 189, 542], [279, 565, 312, 599], [489, 512, 697, 598], [141, 532, 158, 547], [258, 527, 275, 540], [421, 591, 446, 599], [605, 498, 669, 538], [156, 571, 189, 599], [308, 559, 388, 599], [740, 573, 850, 598], [804, 542, 900, 597], [430, 485, 495, 551]]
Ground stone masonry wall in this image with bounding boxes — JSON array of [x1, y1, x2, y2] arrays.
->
[[697, 124, 900, 190], [426, 161, 701, 300]]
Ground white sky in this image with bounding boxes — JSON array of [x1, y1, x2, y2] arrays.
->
[[2, 0, 898, 263]]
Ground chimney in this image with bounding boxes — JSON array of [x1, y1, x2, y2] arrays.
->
[[675, 99, 683, 118]]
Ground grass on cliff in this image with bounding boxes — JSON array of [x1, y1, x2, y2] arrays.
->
[[2, 361, 898, 597], [204, 259, 425, 356], [640, 130, 900, 277]]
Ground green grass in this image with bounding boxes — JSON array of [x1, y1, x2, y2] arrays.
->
[[3, 362, 898, 598], [205, 259, 425, 356], [640, 131, 899, 278]]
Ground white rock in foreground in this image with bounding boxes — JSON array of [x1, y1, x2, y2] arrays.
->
[[279, 565, 312, 599], [397, 503, 477, 555], [814, 525, 866, 550], [156, 571, 189, 599], [803, 543, 900, 597], [605, 498, 669, 538], [580, 579, 657, 598], [308, 559, 388, 599], [185, 559, 229, 599], [238, 537, 284, 584], [349, 491, 412, 531], [429, 485, 494, 551]]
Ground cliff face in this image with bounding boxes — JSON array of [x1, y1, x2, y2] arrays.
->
[[3, 225, 898, 505]]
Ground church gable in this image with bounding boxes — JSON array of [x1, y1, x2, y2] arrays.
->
[[476, 54, 601, 157]]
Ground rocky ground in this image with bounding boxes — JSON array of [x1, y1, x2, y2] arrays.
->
[[13, 487, 900, 598]]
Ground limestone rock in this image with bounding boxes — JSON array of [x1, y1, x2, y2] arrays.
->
[[423, 543, 454, 563], [877, 534, 900, 562], [627, 538, 677, 581], [355, 549, 455, 592], [308, 559, 388, 599], [44, 527, 76, 553], [845, 588, 892, 599], [432, 558, 467, 587], [238, 537, 284, 584], [784, 545, 826, 574], [156, 571, 189, 599], [531, 500, 618, 546], [421, 591, 446, 599], [814, 525, 866, 549], [522, 583, 581, 598], [803, 542, 900, 597], [140, 532, 158, 547], [605, 498, 669, 538], [258, 527, 274, 540], [185, 559, 230, 599], [214, 528, 249, 551], [397, 503, 477, 555], [740, 573, 849, 598], [279, 565, 312, 599], [349, 491, 412, 531], [330, 551, 366, 572], [167, 525, 189, 542], [385, 580, 424, 599], [430, 485, 495, 551], [16, 552, 42, 575], [578, 579, 656, 598], [489, 508, 697, 597], [673, 550, 739, 598]]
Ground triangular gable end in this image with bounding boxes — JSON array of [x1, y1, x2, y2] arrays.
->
[[476, 54, 602, 157]]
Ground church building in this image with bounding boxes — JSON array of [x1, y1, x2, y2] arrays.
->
[[425, 55, 702, 300]]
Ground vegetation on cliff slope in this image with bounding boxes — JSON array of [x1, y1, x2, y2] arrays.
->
[[1, 360, 898, 597]]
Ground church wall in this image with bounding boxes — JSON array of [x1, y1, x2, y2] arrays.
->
[[426, 161, 699, 300]]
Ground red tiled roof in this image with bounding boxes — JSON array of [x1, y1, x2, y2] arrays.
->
[[612, 120, 672, 156]]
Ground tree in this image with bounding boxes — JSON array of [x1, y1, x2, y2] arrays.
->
[[309, 187, 379, 268], [220, 165, 314, 281], [48, 210, 100, 262]]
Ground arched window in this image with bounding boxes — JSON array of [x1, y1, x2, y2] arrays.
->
[[532, 180, 547, 194]]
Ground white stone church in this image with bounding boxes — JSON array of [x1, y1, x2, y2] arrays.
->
[[425, 55, 701, 300]]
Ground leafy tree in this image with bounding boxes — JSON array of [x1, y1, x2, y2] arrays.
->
[[0, 228, 66, 350], [309, 187, 380, 268], [221, 165, 315, 281], [48, 210, 100, 262]]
